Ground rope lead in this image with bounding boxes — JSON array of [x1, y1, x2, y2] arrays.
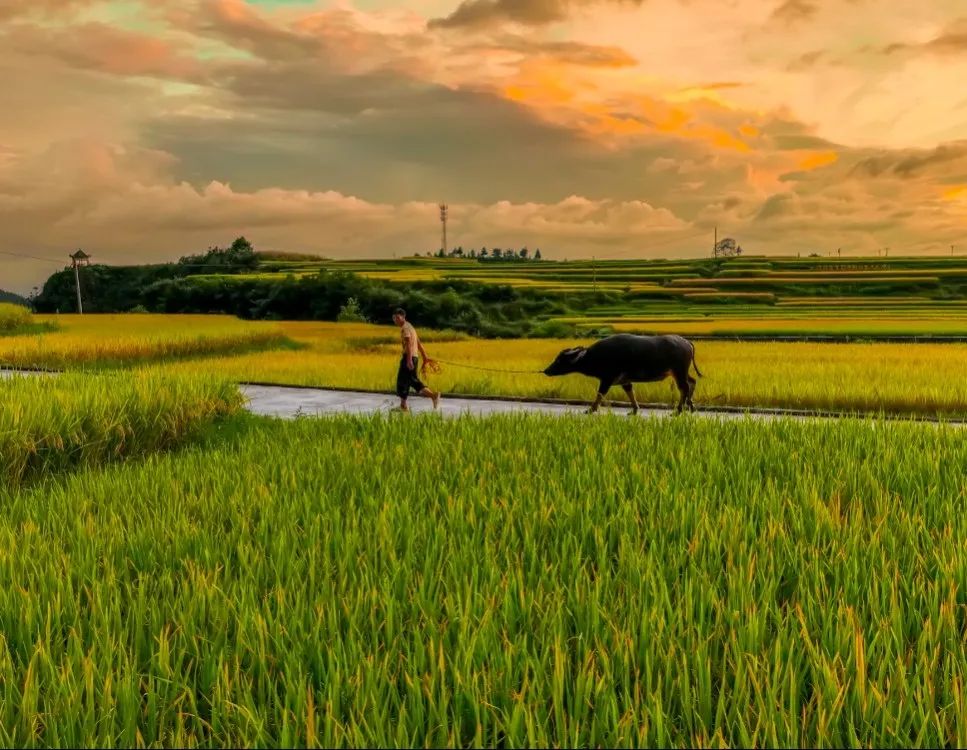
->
[[422, 358, 544, 376]]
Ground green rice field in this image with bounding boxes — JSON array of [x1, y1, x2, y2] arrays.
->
[[1, 413, 966, 746]]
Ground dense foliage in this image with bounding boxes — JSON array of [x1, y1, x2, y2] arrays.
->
[[34, 268, 615, 338]]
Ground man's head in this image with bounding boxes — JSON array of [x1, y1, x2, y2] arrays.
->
[[543, 346, 588, 376], [393, 308, 406, 327]]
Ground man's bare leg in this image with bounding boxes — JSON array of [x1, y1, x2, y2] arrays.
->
[[419, 387, 441, 409]]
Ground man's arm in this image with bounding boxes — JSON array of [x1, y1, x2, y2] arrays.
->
[[417, 339, 430, 362]]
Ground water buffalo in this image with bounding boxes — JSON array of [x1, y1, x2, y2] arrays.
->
[[543, 333, 702, 414]]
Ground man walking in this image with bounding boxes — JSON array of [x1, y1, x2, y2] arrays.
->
[[392, 308, 441, 412]]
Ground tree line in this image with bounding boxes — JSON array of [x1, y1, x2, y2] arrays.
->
[[425, 247, 543, 260], [29, 238, 619, 338]]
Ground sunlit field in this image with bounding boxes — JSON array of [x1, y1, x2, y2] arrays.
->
[[0, 302, 51, 335], [162, 320, 967, 418], [0, 313, 288, 369], [1, 414, 965, 746], [3, 315, 966, 416]]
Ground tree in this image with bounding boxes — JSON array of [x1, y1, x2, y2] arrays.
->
[[492, 248, 502, 259], [479, 248, 488, 259], [436, 248, 445, 258], [178, 235, 258, 271], [469, 249, 477, 259], [713, 238, 740, 258], [337, 296, 368, 323], [520, 247, 528, 259], [535, 249, 542, 260]]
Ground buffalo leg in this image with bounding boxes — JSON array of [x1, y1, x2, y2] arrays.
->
[[588, 378, 615, 414], [686, 376, 696, 411], [622, 383, 639, 415], [673, 372, 689, 414]]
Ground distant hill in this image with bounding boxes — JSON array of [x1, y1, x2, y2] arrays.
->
[[0, 289, 28, 307]]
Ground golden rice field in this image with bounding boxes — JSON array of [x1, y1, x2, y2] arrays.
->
[[573, 317, 967, 336], [0, 313, 288, 369], [3, 314, 966, 416], [0, 302, 46, 334], [156, 320, 967, 418]]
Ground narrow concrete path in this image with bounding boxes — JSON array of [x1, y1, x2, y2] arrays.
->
[[237, 383, 859, 424]]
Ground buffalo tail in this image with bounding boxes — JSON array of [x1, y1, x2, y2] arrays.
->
[[690, 341, 703, 377]]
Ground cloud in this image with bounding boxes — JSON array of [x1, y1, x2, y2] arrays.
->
[[770, 0, 819, 25], [429, 0, 645, 30], [0, 137, 697, 292], [3, 0, 967, 293], [883, 17, 967, 57], [500, 38, 638, 67], [4, 22, 204, 81], [849, 141, 967, 179], [0, 0, 98, 21]]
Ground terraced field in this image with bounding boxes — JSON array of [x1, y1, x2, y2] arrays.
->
[[203, 253, 967, 338]]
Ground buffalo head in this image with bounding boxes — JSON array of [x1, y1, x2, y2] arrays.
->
[[543, 346, 588, 376]]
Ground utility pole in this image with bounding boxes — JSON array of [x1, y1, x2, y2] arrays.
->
[[713, 226, 718, 258], [69, 249, 90, 314], [439, 203, 448, 256]]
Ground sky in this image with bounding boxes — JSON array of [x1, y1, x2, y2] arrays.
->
[[1, 0, 966, 293]]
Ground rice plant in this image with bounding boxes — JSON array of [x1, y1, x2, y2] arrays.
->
[[0, 303, 46, 335], [1, 413, 965, 747], [0, 369, 243, 486], [0, 313, 290, 370]]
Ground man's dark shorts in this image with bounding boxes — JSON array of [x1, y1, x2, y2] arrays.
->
[[397, 356, 426, 398]]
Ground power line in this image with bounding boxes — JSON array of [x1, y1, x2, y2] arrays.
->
[[0, 249, 66, 265]]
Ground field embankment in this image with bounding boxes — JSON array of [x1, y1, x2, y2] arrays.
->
[[1, 413, 964, 746], [0, 370, 242, 486]]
